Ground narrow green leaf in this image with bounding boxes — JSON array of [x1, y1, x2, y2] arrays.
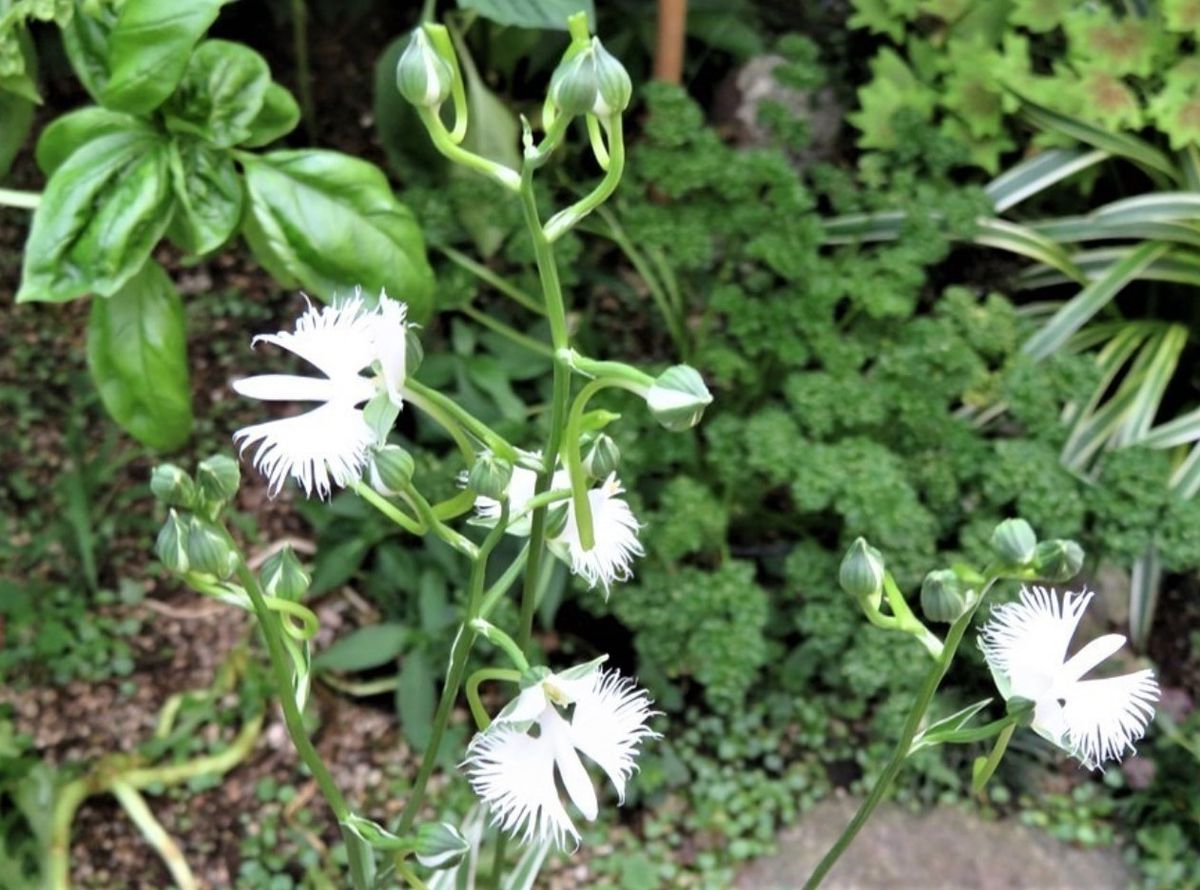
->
[[1180, 145, 1200, 191], [1141, 404, 1200, 449], [985, 148, 1108, 213], [1023, 241, 1171, 359], [1018, 246, 1200, 290], [1017, 94, 1180, 183], [1170, 441, 1200, 498], [1129, 545, 1161, 652], [973, 218, 1087, 284], [397, 650, 436, 751], [821, 210, 908, 244], [1113, 325, 1187, 446], [1092, 192, 1200, 225], [100, 0, 227, 113], [1029, 216, 1200, 249], [455, 0, 594, 30], [502, 835, 553, 890], [87, 260, 193, 451], [242, 149, 435, 319], [314, 623, 407, 673]]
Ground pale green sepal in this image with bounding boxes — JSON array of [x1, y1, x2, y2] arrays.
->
[[646, 365, 713, 431]]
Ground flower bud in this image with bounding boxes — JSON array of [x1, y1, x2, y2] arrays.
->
[[414, 821, 470, 870], [549, 37, 631, 118], [196, 454, 240, 505], [260, 545, 310, 601], [582, 433, 620, 479], [155, 510, 190, 574], [396, 28, 453, 108], [1033, 539, 1085, 582], [646, 365, 713, 432], [369, 445, 416, 495], [839, 537, 884, 606], [150, 464, 197, 509], [920, 569, 966, 623], [990, 518, 1037, 566], [544, 501, 570, 539], [186, 518, 237, 579], [467, 452, 514, 502]]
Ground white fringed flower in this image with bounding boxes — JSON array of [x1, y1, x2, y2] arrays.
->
[[232, 292, 408, 498], [979, 586, 1159, 769], [474, 466, 644, 592], [464, 658, 658, 848]]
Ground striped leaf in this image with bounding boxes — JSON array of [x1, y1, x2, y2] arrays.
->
[[1060, 326, 1154, 465], [1170, 440, 1200, 498], [1022, 241, 1172, 358], [985, 148, 1108, 213], [1112, 325, 1188, 447], [1017, 246, 1200, 289], [821, 210, 909, 243], [973, 218, 1087, 284], [1181, 145, 1200, 191], [1129, 544, 1161, 652], [1141, 404, 1200, 449], [1092, 192, 1200, 224], [1030, 216, 1200, 249]]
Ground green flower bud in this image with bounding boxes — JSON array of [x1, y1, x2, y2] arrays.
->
[[396, 28, 453, 108], [1033, 539, 1085, 582], [406, 327, 424, 376], [549, 37, 631, 118], [990, 518, 1037, 566], [155, 510, 190, 574], [260, 545, 310, 601], [186, 518, 237, 579], [467, 452, 514, 502], [920, 570, 965, 623], [839, 537, 884, 606], [646, 365, 713, 432], [196, 454, 241, 505], [150, 464, 197, 508], [544, 501, 570, 539], [414, 821, 470, 870], [369, 445, 416, 495], [582, 433, 620, 479]]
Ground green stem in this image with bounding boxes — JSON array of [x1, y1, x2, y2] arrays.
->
[[399, 484, 480, 560], [437, 244, 544, 315], [111, 782, 198, 890], [0, 187, 40, 209], [972, 722, 1017, 794], [803, 578, 999, 890], [397, 505, 509, 835], [461, 304, 555, 357], [48, 780, 90, 890], [417, 106, 520, 191], [403, 387, 477, 462], [465, 668, 522, 730], [352, 481, 426, 535], [290, 0, 316, 141], [544, 115, 625, 242], [480, 543, 530, 618], [470, 619, 531, 672], [563, 378, 617, 551], [562, 350, 654, 390], [406, 379, 517, 461]]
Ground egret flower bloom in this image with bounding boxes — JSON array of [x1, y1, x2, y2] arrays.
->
[[474, 466, 643, 592], [464, 658, 658, 848], [979, 586, 1158, 769], [232, 293, 408, 497]]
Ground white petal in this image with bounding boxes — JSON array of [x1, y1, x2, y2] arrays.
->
[[979, 586, 1091, 701], [566, 668, 659, 803], [1053, 633, 1126, 692], [475, 465, 541, 534], [373, 294, 408, 406], [463, 714, 579, 849], [1059, 670, 1159, 768], [232, 373, 374, 404], [544, 707, 599, 822], [234, 401, 374, 498], [252, 295, 377, 382], [492, 685, 548, 728], [556, 474, 644, 594]]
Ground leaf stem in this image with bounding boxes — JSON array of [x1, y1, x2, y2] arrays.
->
[[437, 244, 544, 315], [0, 187, 40, 209]]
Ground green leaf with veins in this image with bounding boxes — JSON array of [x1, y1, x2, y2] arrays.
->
[[166, 137, 244, 255], [163, 40, 270, 147]]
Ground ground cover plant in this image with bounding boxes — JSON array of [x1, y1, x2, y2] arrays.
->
[[1, 0, 1198, 887]]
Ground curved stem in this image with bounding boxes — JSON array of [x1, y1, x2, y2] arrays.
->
[[403, 386, 477, 462], [352, 481, 426, 535], [972, 722, 1017, 795], [406, 379, 517, 461], [417, 106, 520, 191], [563, 378, 618, 551], [112, 782, 198, 890], [400, 484, 480, 560], [803, 577, 1000, 890], [465, 668, 522, 729], [471, 619, 531, 672], [544, 115, 625, 242]]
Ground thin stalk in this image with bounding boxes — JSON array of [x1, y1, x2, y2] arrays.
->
[[471, 619, 531, 672], [399, 485, 479, 560], [0, 187, 40, 209], [437, 244, 544, 315], [48, 780, 90, 890], [461, 304, 555, 357], [803, 578, 999, 890], [111, 783, 198, 890], [563, 378, 617, 550], [480, 543, 530, 617], [465, 668, 522, 729], [397, 505, 509, 834], [544, 116, 625, 242], [417, 106, 521, 191], [403, 386, 477, 462], [352, 481, 426, 535], [972, 722, 1017, 794], [406, 379, 518, 461], [290, 0, 316, 141]]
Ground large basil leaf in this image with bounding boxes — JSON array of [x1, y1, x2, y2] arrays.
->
[[242, 150, 435, 319], [17, 130, 173, 303], [100, 0, 226, 113], [60, 3, 116, 102], [166, 137, 243, 255], [241, 82, 300, 148], [87, 260, 193, 451], [35, 106, 151, 175], [455, 0, 594, 30], [163, 39, 269, 147], [0, 90, 33, 178]]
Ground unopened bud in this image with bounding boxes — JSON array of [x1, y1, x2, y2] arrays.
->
[[582, 433, 620, 479], [549, 37, 631, 118], [151, 464, 197, 508], [186, 518, 237, 579], [414, 821, 470, 870], [196, 454, 240, 505], [1033, 539, 1084, 582], [396, 28, 453, 108], [370, 445, 416, 495], [260, 545, 310, 601], [544, 501, 570, 539], [646, 365, 713, 432], [467, 452, 513, 502], [839, 537, 884, 606], [155, 510, 190, 574], [991, 518, 1037, 566], [920, 570, 965, 623]]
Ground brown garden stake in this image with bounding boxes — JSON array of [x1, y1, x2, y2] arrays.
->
[[654, 0, 687, 84]]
